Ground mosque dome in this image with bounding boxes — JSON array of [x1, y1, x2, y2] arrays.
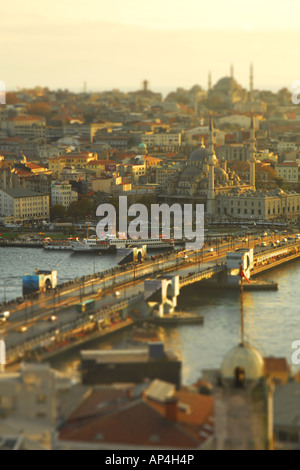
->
[[221, 342, 264, 383], [213, 76, 242, 92], [215, 167, 227, 176], [138, 142, 147, 149], [189, 147, 209, 162], [210, 76, 247, 105]]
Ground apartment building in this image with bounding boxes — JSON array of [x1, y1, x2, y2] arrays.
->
[[275, 162, 300, 183], [141, 132, 182, 150], [48, 153, 97, 178], [50, 181, 78, 208], [9, 115, 46, 139], [0, 188, 49, 222]]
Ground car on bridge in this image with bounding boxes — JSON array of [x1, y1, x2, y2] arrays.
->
[[0, 311, 10, 322], [18, 326, 28, 333], [48, 315, 57, 322]]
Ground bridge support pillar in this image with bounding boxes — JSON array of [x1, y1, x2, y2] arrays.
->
[[226, 249, 254, 285], [144, 276, 180, 317]]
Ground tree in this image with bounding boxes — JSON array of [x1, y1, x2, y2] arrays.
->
[[27, 102, 51, 118], [50, 204, 66, 220], [6, 92, 20, 104], [68, 198, 93, 219], [273, 177, 284, 188]]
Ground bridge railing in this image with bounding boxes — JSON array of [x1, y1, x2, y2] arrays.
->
[[5, 293, 144, 363], [180, 264, 226, 287]]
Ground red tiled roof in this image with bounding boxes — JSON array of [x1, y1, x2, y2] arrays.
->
[[87, 160, 117, 166], [145, 156, 162, 163], [59, 399, 200, 448], [264, 357, 289, 373], [14, 169, 32, 177], [277, 162, 298, 166], [25, 162, 45, 170], [12, 115, 45, 122], [2, 137, 22, 142], [58, 385, 214, 448]]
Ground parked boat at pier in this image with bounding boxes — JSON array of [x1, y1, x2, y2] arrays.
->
[[70, 235, 175, 252], [43, 237, 76, 250]]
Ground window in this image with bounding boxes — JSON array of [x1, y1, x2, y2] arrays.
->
[[36, 394, 47, 404], [277, 431, 287, 442]]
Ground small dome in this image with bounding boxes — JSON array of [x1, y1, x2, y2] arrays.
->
[[221, 342, 264, 382], [215, 167, 227, 175], [138, 142, 147, 149], [189, 147, 209, 162]]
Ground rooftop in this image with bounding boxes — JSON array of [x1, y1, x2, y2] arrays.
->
[[274, 382, 300, 427], [57, 380, 214, 449], [0, 188, 46, 198]]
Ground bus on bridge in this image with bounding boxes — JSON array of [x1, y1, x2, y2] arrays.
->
[[76, 299, 95, 313]]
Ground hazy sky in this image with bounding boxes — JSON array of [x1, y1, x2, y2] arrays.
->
[[2, 0, 300, 94]]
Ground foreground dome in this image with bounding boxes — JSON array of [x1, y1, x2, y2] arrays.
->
[[221, 342, 264, 382]]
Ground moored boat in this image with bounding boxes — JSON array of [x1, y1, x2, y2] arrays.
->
[[43, 237, 77, 250], [70, 235, 175, 252]]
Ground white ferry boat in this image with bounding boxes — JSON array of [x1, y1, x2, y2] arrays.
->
[[71, 236, 112, 252], [70, 235, 175, 252], [43, 237, 77, 250]]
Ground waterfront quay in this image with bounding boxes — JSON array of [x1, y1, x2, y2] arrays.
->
[[1, 232, 300, 367]]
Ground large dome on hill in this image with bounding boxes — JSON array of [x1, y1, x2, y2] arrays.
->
[[210, 76, 247, 105], [214, 76, 242, 92]]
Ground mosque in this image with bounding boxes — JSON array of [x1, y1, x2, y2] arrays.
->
[[159, 113, 300, 222], [159, 115, 256, 216], [207, 64, 248, 106]]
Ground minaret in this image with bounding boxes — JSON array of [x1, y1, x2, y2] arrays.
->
[[208, 71, 212, 91], [249, 115, 256, 189], [230, 64, 234, 79], [207, 115, 215, 215], [249, 63, 254, 103], [142, 80, 148, 92]]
